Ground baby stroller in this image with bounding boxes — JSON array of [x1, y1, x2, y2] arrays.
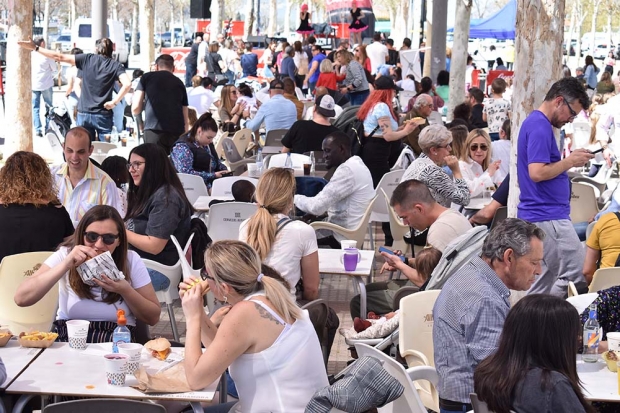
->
[[45, 104, 72, 163]]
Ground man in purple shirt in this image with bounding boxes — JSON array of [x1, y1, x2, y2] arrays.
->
[[517, 77, 593, 296]]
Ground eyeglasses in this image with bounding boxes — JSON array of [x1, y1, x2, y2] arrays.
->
[[200, 267, 215, 281], [436, 142, 452, 149], [84, 231, 119, 245], [126, 161, 145, 170], [470, 144, 489, 151], [562, 95, 578, 119], [230, 90, 238, 95]]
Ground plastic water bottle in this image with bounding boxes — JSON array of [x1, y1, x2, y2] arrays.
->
[[583, 303, 601, 362], [256, 148, 264, 174], [111, 126, 119, 143], [310, 151, 316, 173], [284, 152, 293, 169], [112, 309, 131, 353]]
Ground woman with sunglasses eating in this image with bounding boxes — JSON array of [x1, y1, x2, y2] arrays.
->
[[458, 129, 504, 197], [14, 205, 160, 342], [219, 84, 248, 133]]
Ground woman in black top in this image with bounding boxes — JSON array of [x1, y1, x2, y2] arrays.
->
[[349, 0, 368, 47], [170, 112, 229, 190], [0, 151, 74, 262], [206, 42, 224, 83]]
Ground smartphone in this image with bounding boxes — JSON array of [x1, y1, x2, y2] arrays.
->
[[221, 171, 234, 177], [378, 246, 407, 262], [590, 147, 604, 154]]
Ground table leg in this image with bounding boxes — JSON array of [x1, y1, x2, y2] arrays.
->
[[219, 373, 228, 404], [0, 398, 5, 413], [11, 394, 33, 413], [189, 401, 204, 413], [355, 278, 368, 319]]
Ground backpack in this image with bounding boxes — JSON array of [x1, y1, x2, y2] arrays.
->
[[334, 105, 378, 157], [190, 217, 212, 270]]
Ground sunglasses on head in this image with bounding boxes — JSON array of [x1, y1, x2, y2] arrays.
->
[[470, 144, 489, 151], [84, 231, 119, 245]]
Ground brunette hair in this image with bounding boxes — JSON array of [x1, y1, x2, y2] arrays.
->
[[474, 294, 594, 413], [101, 156, 130, 189], [449, 125, 469, 160], [415, 247, 441, 281], [0, 151, 60, 205], [220, 85, 237, 114], [188, 112, 218, 144]]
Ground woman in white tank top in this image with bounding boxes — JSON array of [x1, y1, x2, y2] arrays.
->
[[180, 240, 328, 413]]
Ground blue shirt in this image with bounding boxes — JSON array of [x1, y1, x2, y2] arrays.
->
[[240, 53, 258, 77], [309, 53, 326, 84], [433, 256, 510, 404], [244, 94, 298, 133], [517, 110, 571, 222], [584, 64, 599, 89]]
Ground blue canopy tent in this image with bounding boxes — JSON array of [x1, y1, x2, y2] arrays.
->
[[448, 0, 516, 40]]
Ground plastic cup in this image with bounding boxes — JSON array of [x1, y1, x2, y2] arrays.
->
[[340, 240, 357, 249], [104, 134, 111, 143], [117, 343, 143, 375], [303, 163, 311, 176], [104, 353, 129, 386], [608, 332, 620, 351], [66, 319, 89, 350], [248, 163, 260, 177], [340, 247, 362, 271], [121, 137, 127, 147]]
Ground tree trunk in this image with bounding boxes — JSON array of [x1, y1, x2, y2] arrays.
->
[[430, 0, 447, 82], [139, 0, 155, 71], [606, 12, 612, 51], [5, 0, 33, 154], [590, 0, 600, 54], [447, 0, 472, 122], [111, 0, 119, 21], [131, 1, 139, 55], [412, 0, 423, 48], [210, 0, 221, 39], [267, 0, 276, 37], [575, 0, 585, 61], [423, 20, 431, 77], [42, 0, 50, 44], [70, 0, 77, 28], [244, 0, 254, 38], [284, 0, 291, 36], [507, 0, 566, 217], [565, 2, 575, 62], [391, 0, 409, 48]]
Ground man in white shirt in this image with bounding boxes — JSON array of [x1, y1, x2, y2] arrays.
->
[[187, 76, 218, 116], [31, 38, 57, 137], [294, 131, 375, 248], [365, 33, 389, 75]]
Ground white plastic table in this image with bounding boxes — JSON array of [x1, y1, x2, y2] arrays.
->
[[318, 249, 376, 318], [463, 197, 492, 211], [578, 355, 620, 401], [0, 338, 43, 390], [7, 343, 217, 412]]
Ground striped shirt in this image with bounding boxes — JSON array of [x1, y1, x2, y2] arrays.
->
[[433, 256, 510, 403], [51, 161, 121, 224]]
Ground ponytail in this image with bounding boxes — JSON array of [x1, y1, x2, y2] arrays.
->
[[245, 206, 277, 260]]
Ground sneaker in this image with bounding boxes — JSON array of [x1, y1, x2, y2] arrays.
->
[[36, 131, 43, 138]]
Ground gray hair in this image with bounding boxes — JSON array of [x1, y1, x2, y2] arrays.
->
[[419, 124, 452, 153], [481, 218, 545, 264], [413, 93, 433, 110]]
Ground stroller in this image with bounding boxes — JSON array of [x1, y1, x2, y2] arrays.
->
[[45, 104, 72, 162]]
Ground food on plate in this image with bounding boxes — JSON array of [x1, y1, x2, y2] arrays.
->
[[0, 330, 12, 347], [602, 351, 619, 372], [145, 337, 171, 360], [19, 331, 59, 341], [0, 331, 11, 338], [607, 350, 618, 361]]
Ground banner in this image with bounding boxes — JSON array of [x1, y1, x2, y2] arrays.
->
[[485, 70, 514, 94], [162, 47, 190, 74]]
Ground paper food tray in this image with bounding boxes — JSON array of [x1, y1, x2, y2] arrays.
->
[[76, 251, 124, 286]]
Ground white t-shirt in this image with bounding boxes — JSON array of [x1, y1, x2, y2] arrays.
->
[[427, 209, 472, 252], [458, 158, 502, 197], [45, 248, 151, 326], [239, 214, 318, 295], [491, 140, 511, 179], [365, 42, 389, 75], [187, 86, 216, 116], [482, 97, 511, 133]]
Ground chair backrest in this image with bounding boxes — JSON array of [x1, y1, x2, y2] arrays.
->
[[589, 267, 620, 293], [42, 398, 166, 413], [570, 182, 600, 223], [210, 176, 259, 198], [267, 153, 311, 169], [382, 188, 410, 253], [92, 141, 117, 154], [572, 176, 602, 198], [230, 128, 253, 157], [354, 343, 436, 413], [470, 393, 492, 413], [489, 206, 508, 230], [370, 170, 405, 224], [206, 202, 258, 241], [398, 290, 441, 411], [264, 128, 288, 147], [585, 221, 596, 240], [398, 90, 416, 111], [567, 292, 598, 314], [46, 131, 65, 162], [0, 252, 57, 333], [177, 173, 209, 205], [567, 281, 579, 297], [221, 137, 244, 163], [301, 299, 330, 366]]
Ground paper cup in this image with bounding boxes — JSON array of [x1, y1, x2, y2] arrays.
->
[[340, 240, 357, 249], [608, 332, 620, 351], [66, 320, 89, 350], [104, 353, 129, 386], [117, 343, 143, 374], [248, 163, 260, 177]]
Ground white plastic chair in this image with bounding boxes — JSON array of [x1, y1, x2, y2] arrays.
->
[[210, 176, 259, 198], [46, 131, 65, 164], [398, 90, 416, 112], [367, 170, 405, 249], [0, 252, 56, 333], [177, 173, 209, 205], [570, 182, 600, 223], [588, 267, 620, 293], [229, 128, 254, 157], [310, 196, 378, 250], [354, 343, 438, 413], [206, 202, 258, 241], [567, 281, 579, 297], [266, 153, 311, 169], [92, 141, 117, 154], [221, 137, 256, 175], [142, 234, 193, 342], [382, 188, 411, 255], [398, 290, 441, 412]]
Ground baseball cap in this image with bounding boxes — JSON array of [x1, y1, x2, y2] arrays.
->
[[374, 76, 401, 91], [315, 94, 336, 118], [270, 79, 284, 90]]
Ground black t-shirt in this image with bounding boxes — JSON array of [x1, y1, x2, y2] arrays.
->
[[125, 185, 191, 266], [75, 53, 126, 114], [493, 173, 510, 206], [387, 49, 399, 66], [185, 42, 200, 66], [0, 203, 74, 262], [281, 120, 340, 154], [136, 71, 188, 136], [469, 104, 488, 129]]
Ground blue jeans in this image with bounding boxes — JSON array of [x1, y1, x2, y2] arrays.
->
[[348, 89, 370, 106], [147, 268, 171, 291], [112, 95, 126, 132], [308, 81, 317, 94], [32, 87, 53, 134], [225, 69, 235, 85], [574, 221, 589, 242], [440, 407, 469, 413], [77, 111, 113, 141], [185, 62, 197, 87]]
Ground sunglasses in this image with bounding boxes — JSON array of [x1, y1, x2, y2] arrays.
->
[[200, 267, 215, 281], [230, 90, 238, 95], [127, 161, 145, 170], [84, 231, 119, 245], [470, 144, 489, 151], [562, 95, 577, 119]]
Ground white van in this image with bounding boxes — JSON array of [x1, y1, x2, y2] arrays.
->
[[71, 18, 129, 66]]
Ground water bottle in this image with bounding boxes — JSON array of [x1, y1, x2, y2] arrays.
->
[[256, 148, 264, 174], [310, 151, 316, 173], [111, 126, 119, 143], [583, 303, 601, 362], [284, 152, 293, 169], [112, 309, 131, 353]]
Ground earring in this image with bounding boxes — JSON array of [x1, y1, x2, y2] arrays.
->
[[223, 295, 228, 304]]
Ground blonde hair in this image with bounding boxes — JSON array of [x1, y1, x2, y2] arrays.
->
[[463, 129, 492, 170], [244, 168, 296, 260], [320, 59, 333, 73], [589, 111, 601, 145], [205, 240, 302, 321]]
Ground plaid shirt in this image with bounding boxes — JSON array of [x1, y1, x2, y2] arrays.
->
[[433, 256, 510, 403]]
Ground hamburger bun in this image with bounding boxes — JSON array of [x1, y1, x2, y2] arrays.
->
[[145, 337, 171, 360]]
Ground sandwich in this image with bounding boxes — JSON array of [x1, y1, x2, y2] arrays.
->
[[145, 337, 171, 360], [404, 117, 425, 124]]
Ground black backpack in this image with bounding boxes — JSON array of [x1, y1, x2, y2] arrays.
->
[[190, 217, 212, 270]]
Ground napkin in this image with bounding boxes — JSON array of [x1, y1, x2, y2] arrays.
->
[[76, 251, 125, 286], [133, 363, 193, 393]]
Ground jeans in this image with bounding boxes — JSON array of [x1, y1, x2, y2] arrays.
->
[[348, 89, 370, 106], [112, 95, 126, 132], [440, 407, 469, 413], [77, 111, 113, 141], [147, 268, 170, 291], [185, 62, 197, 87], [32, 87, 54, 134], [574, 221, 589, 242], [489, 132, 500, 141], [225, 69, 235, 85], [308, 81, 317, 94]]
